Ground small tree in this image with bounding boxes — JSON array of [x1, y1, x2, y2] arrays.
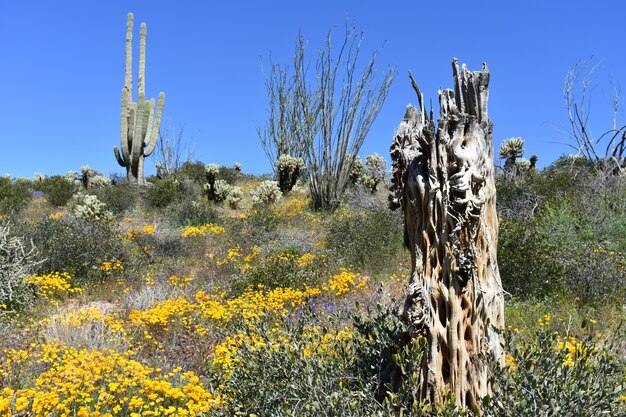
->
[[260, 23, 396, 211]]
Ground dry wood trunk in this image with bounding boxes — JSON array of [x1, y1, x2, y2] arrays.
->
[[389, 60, 504, 410]]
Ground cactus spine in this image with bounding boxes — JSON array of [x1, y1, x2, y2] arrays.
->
[[114, 13, 165, 185]]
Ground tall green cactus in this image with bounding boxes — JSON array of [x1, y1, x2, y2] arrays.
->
[[114, 13, 165, 185]]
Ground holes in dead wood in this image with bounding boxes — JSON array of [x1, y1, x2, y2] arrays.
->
[[464, 326, 472, 342], [465, 391, 475, 410], [438, 297, 447, 326], [461, 296, 470, 311], [440, 341, 451, 385]]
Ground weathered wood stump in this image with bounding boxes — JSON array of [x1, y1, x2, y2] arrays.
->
[[389, 59, 504, 410]]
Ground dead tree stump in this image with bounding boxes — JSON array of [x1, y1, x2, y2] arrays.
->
[[389, 59, 504, 410]]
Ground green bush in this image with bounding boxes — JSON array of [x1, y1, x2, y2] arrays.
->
[[230, 245, 328, 294], [37, 175, 77, 207], [223, 208, 280, 248], [90, 182, 138, 214], [0, 177, 32, 215], [210, 309, 380, 417], [144, 177, 181, 208], [26, 215, 126, 284], [482, 322, 626, 416], [325, 207, 403, 273], [164, 199, 218, 227]]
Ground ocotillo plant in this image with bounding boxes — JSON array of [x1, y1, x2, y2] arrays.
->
[[114, 13, 165, 185]]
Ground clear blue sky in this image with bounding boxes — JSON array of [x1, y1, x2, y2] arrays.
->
[[1, 0, 624, 178]]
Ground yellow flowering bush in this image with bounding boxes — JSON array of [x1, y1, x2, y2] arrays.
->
[[47, 211, 65, 220], [25, 272, 83, 301], [100, 259, 124, 272], [0, 342, 221, 416], [181, 223, 225, 238], [324, 269, 367, 296]]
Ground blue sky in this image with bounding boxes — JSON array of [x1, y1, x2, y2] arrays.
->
[[1, 0, 624, 178]]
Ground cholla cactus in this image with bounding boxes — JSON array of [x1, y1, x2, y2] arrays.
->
[[70, 193, 113, 222], [364, 153, 387, 192], [499, 138, 527, 178], [79, 166, 97, 189], [225, 185, 243, 209], [113, 13, 165, 185], [212, 180, 232, 203], [90, 175, 112, 188], [233, 162, 242, 173], [250, 180, 281, 206], [275, 155, 304, 194], [499, 137, 525, 160], [349, 156, 364, 184], [204, 164, 220, 201], [65, 171, 78, 182], [0, 223, 41, 311]]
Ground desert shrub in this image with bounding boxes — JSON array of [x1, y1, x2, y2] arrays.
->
[[230, 245, 328, 294], [0, 223, 41, 311], [144, 177, 179, 208], [164, 199, 218, 227], [0, 177, 31, 215], [250, 180, 281, 206], [27, 215, 125, 284], [275, 154, 304, 194], [89, 182, 138, 214], [325, 207, 403, 273], [482, 320, 626, 416], [177, 160, 207, 184], [130, 228, 189, 260], [69, 193, 113, 222], [35, 175, 78, 207], [223, 208, 280, 248], [216, 166, 241, 185], [498, 217, 567, 297], [210, 309, 380, 417]]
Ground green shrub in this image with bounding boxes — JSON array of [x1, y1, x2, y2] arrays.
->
[[0, 177, 32, 215], [325, 207, 403, 273], [144, 177, 180, 208], [26, 215, 125, 284], [164, 199, 218, 227], [37, 175, 77, 207], [90, 182, 138, 214], [230, 245, 328, 294], [210, 310, 380, 417], [177, 161, 206, 184], [216, 166, 241, 185], [482, 322, 626, 416], [223, 208, 279, 248], [498, 217, 567, 297]]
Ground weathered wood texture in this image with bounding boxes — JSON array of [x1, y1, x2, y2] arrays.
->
[[389, 60, 504, 410]]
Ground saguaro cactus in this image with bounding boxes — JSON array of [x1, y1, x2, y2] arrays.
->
[[389, 60, 504, 410], [114, 13, 165, 185]]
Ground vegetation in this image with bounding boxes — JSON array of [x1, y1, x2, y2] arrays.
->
[[0, 154, 623, 416]]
